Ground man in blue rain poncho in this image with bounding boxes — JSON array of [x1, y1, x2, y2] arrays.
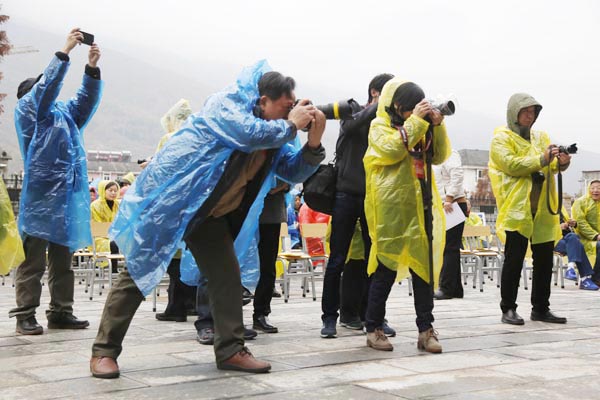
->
[[90, 62, 326, 378], [9, 28, 103, 335]]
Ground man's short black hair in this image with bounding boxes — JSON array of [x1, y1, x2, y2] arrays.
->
[[368, 73, 394, 103], [258, 71, 295, 100]]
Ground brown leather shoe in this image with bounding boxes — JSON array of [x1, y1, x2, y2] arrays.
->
[[417, 328, 442, 353], [217, 347, 271, 373], [90, 356, 120, 379]]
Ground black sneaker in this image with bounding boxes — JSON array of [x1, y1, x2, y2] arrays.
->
[[320, 319, 337, 338], [47, 314, 89, 330], [339, 318, 363, 330], [382, 319, 396, 337], [197, 327, 214, 345], [16, 316, 43, 335], [155, 312, 187, 322], [244, 327, 258, 340]]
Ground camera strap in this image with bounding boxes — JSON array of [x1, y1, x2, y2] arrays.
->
[[398, 125, 432, 180]]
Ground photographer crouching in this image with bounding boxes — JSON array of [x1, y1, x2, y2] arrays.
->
[[489, 93, 570, 326]]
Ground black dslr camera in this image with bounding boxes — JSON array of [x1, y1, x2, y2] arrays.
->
[[557, 143, 578, 155]]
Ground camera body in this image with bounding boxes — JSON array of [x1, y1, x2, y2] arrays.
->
[[557, 143, 578, 155], [428, 99, 456, 116]]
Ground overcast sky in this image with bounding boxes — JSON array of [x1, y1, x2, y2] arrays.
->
[[3, 0, 600, 152]]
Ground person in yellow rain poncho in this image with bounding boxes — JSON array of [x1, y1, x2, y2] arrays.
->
[[572, 180, 600, 285], [90, 180, 120, 272], [153, 99, 196, 323], [489, 93, 570, 326], [0, 178, 25, 275], [363, 78, 450, 353]]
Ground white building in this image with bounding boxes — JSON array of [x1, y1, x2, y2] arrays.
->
[[581, 170, 600, 195], [458, 149, 489, 197]]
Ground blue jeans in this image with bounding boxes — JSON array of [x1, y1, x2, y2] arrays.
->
[[321, 192, 371, 322], [554, 233, 594, 277]]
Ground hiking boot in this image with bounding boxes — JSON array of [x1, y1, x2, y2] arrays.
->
[[16, 316, 43, 335], [366, 328, 393, 351], [417, 328, 442, 353], [217, 346, 271, 373], [320, 319, 337, 338]]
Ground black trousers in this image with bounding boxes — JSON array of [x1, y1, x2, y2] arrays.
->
[[253, 223, 279, 318], [340, 259, 369, 322], [164, 258, 196, 316], [365, 260, 434, 333], [322, 191, 371, 322], [500, 230, 554, 313], [438, 202, 468, 297]]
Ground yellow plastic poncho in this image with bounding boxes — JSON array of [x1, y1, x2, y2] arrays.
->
[[572, 181, 600, 267], [90, 180, 120, 254], [488, 93, 561, 245], [0, 178, 24, 274], [152, 99, 192, 260], [325, 219, 365, 262], [155, 99, 193, 153], [364, 77, 450, 284]]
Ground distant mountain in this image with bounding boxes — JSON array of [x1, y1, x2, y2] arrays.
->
[[1, 23, 212, 174], [1, 23, 595, 195]]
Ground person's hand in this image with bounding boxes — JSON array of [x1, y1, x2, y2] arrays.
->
[[307, 109, 326, 149], [62, 28, 83, 54], [560, 222, 569, 230], [567, 219, 577, 228], [88, 44, 101, 68], [429, 109, 444, 126], [412, 99, 432, 120], [443, 201, 454, 213], [288, 99, 316, 131], [543, 144, 560, 164], [557, 150, 571, 166]]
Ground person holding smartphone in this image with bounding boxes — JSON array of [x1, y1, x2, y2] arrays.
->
[[9, 28, 103, 335]]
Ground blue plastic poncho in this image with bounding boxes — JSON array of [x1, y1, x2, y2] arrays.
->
[[111, 60, 320, 295], [15, 55, 103, 251]]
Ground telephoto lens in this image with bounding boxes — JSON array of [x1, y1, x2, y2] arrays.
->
[[315, 98, 360, 121]]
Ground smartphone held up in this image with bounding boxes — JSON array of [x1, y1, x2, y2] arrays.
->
[[79, 30, 94, 46]]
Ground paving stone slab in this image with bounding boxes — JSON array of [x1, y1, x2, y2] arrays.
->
[[381, 350, 527, 374], [241, 384, 407, 400], [356, 367, 528, 399], [0, 375, 145, 400]]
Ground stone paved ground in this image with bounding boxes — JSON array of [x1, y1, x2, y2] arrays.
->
[[1, 272, 600, 400]]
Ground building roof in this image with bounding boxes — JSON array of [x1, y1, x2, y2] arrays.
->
[[458, 149, 489, 167], [87, 160, 140, 173]]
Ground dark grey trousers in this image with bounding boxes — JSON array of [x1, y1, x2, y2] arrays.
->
[[92, 215, 245, 364], [9, 235, 75, 320]]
